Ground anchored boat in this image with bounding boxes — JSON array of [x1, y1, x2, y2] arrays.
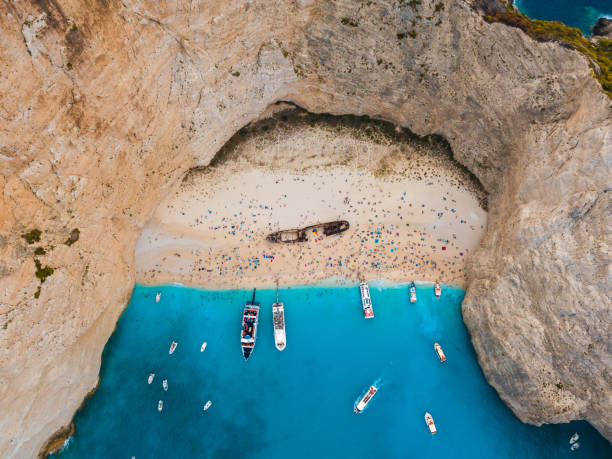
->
[[158, 400, 163, 412], [148, 373, 155, 384], [434, 342, 446, 362], [156, 292, 161, 303], [203, 400, 212, 411], [410, 282, 417, 304], [570, 433, 579, 444], [272, 286, 286, 351], [201, 341, 207, 352], [241, 289, 260, 360], [359, 281, 374, 319], [354, 385, 378, 414], [434, 281, 441, 299], [425, 412, 437, 434], [169, 341, 178, 355], [162, 379, 168, 391]]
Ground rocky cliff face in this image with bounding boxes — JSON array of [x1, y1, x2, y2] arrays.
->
[[0, 0, 609, 456]]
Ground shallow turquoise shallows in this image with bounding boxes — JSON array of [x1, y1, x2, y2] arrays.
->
[[514, 0, 612, 35], [52, 284, 611, 459]]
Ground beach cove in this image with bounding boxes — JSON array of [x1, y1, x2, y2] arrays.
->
[[135, 109, 487, 290]]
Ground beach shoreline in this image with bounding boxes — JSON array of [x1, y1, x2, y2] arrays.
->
[[134, 277, 466, 292]]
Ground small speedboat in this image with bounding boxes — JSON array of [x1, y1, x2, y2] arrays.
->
[[201, 341, 207, 352], [203, 400, 212, 411], [156, 292, 161, 303], [570, 442, 580, 451], [425, 412, 437, 434], [148, 373, 155, 384], [158, 400, 163, 412], [434, 342, 446, 362], [410, 282, 417, 304], [162, 379, 168, 391], [569, 433, 579, 444], [354, 385, 378, 414], [434, 281, 441, 299], [169, 341, 178, 354]]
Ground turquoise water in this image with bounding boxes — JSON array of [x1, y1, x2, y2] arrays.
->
[[514, 1, 612, 35], [52, 283, 611, 458]]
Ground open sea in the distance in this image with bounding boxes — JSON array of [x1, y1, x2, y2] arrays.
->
[[514, 0, 612, 35], [51, 283, 612, 459]]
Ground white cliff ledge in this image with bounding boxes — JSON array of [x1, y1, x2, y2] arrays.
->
[[0, 0, 610, 457]]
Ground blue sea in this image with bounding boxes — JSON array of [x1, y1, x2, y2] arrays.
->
[[52, 283, 611, 458], [514, 0, 612, 35]]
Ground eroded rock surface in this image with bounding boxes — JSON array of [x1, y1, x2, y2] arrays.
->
[[0, 0, 610, 456]]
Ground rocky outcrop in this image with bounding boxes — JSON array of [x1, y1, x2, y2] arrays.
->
[[0, 0, 609, 456], [592, 18, 612, 39]]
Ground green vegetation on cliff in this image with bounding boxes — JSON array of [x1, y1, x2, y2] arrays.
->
[[483, 2, 612, 98], [22, 229, 42, 244]]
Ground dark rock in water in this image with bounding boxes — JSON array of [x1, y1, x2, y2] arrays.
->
[[592, 18, 612, 38]]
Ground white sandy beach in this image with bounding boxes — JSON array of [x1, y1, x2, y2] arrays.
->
[[135, 115, 487, 288]]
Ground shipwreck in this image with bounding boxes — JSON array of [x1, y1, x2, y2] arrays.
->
[[266, 220, 349, 243]]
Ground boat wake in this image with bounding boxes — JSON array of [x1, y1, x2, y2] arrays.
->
[[353, 377, 385, 413]]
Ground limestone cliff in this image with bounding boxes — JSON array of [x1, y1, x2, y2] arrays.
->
[[0, 0, 609, 456]]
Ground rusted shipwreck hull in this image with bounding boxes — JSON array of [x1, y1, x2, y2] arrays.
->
[[267, 220, 349, 243]]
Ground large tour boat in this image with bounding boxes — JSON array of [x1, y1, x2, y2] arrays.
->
[[241, 289, 260, 360], [354, 385, 378, 414], [434, 281, 441, 299], [272, 287, 286, 351], [359, 281, 374, 319], [409, 282, 417, 304]]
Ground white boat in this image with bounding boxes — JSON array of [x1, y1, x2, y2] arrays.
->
[[156, 292, 161, 303], [359, 281, 374, 319], [162, 379, 168, 391], [169, 341, 178, 354], [410, 282, 417, 303], [354, 385, 378, 414], [201, 341, 207, 352], [425, 412, 437, 434], [273, 287, 286, 351], [434, 281, 441, 299], [434, 342, 446, 362], [158, 400, 163, 412], [570, 442, 580, 451], [569, 433, 579, 444], [203, 400, 212, 411], [148, 373, 155, 384]]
